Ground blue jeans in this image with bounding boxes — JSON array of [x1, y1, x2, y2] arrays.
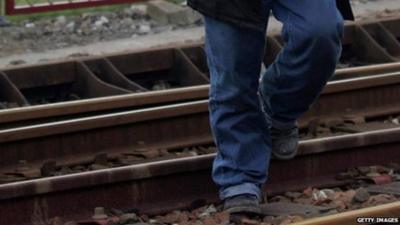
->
[[205, 0, 344, 201]]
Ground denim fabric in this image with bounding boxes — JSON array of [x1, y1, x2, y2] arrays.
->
[[188, 0, 353, 32], [205, 0, 344, 200]]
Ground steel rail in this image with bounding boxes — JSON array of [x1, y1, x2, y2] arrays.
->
[[0, 43, 210, 125], [1, 126, 400, 225], [0, 62, 399, 127], [293, 201, 400, 225], [0, 15, 399, 225], [0, 62, 382, 125], [0, 84, 209, 126], [0, 16, 399, 125], [334, 62, 400, 80], [1, 72, 400, 171], [0, 64, 399, 129]]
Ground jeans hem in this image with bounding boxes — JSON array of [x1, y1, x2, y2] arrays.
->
[[220, 182, 262, 201]]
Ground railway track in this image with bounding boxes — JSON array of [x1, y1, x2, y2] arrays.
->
[[295, 202, 400, 225], [2, 71, 400, 224], [0, 17, 400, 127], [1, 16, 400, 225], [2, 112, 400, 184], [22, 179, 399, 225], [1, 72, 400, 172], [57, 189, 400, 225], [1, 130, 400, 225]]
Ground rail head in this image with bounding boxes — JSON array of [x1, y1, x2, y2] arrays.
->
[[2, 127, 400, 200], [0, 99, 209, 143], [293, 201, 400, 225]]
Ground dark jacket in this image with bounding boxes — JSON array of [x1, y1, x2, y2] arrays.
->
[[188, 0, 354, 31]]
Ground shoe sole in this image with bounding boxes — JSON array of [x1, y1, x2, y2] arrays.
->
[[225, 205, 262, 215], [272, 148, 298, 160]]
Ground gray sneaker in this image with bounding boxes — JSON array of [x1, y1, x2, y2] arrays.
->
[[223, 194, 261, 214], [270, 125, 299, 160]]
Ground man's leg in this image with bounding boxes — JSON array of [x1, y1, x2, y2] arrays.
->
[[260, 0, 344, 159], [204, 3, 271, 213]]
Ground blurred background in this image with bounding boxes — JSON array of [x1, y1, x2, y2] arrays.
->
[[0, 0, 399, 67]]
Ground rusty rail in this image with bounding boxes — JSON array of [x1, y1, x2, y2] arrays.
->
[[1, 72, 400, 172], [1, 125, 400, 224], [293, 201, 400, 225], [1, 17, 400, 125], [0, 17, 400, 225]]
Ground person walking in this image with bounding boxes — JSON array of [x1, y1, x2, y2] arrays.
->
[[188, 0, 354, 214]]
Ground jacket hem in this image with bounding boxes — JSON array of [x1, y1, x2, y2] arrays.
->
[[187, 1, 266, 32]]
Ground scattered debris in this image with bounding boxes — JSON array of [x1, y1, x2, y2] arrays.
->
[[0, 2, 203, 57], [353, 188, 370, 203], [53, 182, 400, 225]]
